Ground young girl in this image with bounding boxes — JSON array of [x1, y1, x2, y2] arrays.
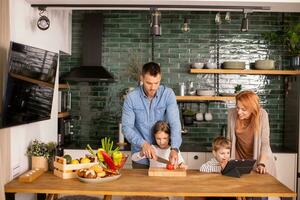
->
[[132, 120, 187, 169]]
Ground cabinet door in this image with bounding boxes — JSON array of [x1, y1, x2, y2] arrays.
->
[[205, 152, 214, 162], [187, 152, 206, 170], [180, 152, 188, 165], [273, 153, 297, 191]]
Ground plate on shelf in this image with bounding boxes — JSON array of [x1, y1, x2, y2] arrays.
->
[[78, 174, 121, 183]]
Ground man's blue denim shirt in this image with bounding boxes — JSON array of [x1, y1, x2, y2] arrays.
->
[[121, 85, 182, 165]]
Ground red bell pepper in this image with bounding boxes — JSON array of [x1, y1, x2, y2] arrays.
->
[[101, 150, 116, 171]]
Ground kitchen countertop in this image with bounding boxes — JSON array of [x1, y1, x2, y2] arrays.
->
[[5, 169, 296, 199]]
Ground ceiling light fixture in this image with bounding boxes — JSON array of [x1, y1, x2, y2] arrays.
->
[[150, 8, 161, 36], [181, 18, 190, 32], [215, 12, 221, 25], [225, 12, 231, 23], [37, 7, 50, 31]]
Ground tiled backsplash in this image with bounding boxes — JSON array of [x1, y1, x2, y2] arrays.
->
[[60, 10, 300, 150]]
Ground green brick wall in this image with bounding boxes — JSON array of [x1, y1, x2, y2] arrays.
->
[[60, 10, 300, 150]]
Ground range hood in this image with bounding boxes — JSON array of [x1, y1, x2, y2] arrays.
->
[[61, 13, 114, 82]]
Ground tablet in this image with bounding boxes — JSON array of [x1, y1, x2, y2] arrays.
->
[[221, 159, 256, 178]]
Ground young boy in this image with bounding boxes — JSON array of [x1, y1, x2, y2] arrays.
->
[[200, 136, 231, 173]]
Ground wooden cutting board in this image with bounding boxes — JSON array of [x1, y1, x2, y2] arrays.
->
[[148, 167, 187, 177]]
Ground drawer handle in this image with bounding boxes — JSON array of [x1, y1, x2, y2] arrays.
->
[[194, 155, 198, 160]]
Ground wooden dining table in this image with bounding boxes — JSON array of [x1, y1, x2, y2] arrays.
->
[[5, 169, 296, 200]]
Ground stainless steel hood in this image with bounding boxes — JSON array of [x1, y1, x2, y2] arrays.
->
[[61, 13, 114, 82]]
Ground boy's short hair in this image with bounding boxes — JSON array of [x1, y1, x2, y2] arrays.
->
[[212, 136, 231, 152]]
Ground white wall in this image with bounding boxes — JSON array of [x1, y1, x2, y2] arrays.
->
[[0, 0, 71, 192]]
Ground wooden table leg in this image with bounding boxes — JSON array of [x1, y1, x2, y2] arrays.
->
[[5, 193, 15, 200], [103, 195, 112, 200]]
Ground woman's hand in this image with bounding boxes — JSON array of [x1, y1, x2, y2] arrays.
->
[[256, 163, 266, 174]]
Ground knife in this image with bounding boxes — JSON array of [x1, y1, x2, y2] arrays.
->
[[155, 156, 170, 164]]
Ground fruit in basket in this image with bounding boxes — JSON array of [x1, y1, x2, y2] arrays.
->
[[63, 154, 72, 164], [80, 157, 91, 164], [71, 159, 79, 164]]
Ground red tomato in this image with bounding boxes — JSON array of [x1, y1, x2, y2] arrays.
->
[[166, 164, 175, 170]]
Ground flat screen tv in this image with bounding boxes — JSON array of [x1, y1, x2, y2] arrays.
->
[[1, 41, 58, 128]]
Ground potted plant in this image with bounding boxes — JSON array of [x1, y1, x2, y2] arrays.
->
[[182, 109, 196, 126], [26, 139, 56, 171], [262, 23, 300, 69]]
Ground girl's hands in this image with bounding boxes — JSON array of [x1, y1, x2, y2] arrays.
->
[[178, 163, 188, 170], [256, 163, 266, 174]]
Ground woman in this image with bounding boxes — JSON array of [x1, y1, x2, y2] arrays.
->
[[227, 90, 276, 177]]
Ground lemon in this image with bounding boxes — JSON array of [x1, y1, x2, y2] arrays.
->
[[71, 159, 79, 164], [80, 157, 91, 164]]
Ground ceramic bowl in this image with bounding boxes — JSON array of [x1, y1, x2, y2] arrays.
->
[[196, 89, 215, 96], [190, 62, 204, 69], [206, 62, 217, 69], [223, 61, 246, 69], [255, 60, 275, 70]]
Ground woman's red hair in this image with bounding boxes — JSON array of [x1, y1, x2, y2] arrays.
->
[[236, 90, 261, 134]]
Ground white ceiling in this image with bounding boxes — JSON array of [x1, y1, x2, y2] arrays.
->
[[26, 0, 300, 12]]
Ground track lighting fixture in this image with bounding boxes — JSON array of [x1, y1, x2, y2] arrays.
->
[[37, 7, 50, 31], [225, 12, 231, 23], [181, 18, 190, 32], [240, 9, 249, 32], [150, 8, 161, 36], [215, 12, 221, 25]]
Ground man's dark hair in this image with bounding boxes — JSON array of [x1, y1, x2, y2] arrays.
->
[[142, 62, 161, 76]]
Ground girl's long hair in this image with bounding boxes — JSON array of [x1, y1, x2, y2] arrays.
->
[[236, 90, 261, 134]]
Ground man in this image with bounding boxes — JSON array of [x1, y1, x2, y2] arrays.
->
[[122, 62, 182, 169]]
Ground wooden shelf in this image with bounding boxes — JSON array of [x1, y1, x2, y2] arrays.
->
[[190, 69, 300, 75], [58, 112, 70, 118], [176, 96, 235, 101], [10, 73, 54, 88], [59, 83, 70, 89]]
